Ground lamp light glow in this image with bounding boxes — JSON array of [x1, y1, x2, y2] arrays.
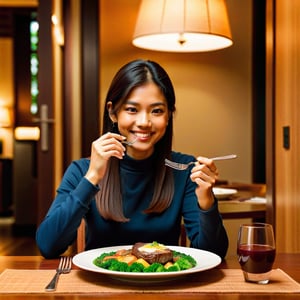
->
[[0, 107, 12, 128], [14, 127, 40, 141]]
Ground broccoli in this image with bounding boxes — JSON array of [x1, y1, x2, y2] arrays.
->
[[183, 254, 197, 266], [93, 258, 130, 272], [165, 264, 180, 272], [172, 251, 182, 258], [173, 257, 196, 270], [172, 251, 197, 270], [129, 262, 145, 272], [107, 259, 130, 272], [115, 261, 130, 272], [97, 258, 114, 269], [174, 258, 192, 270], [96, 251, 116, 262], [144, 262, 166, 273]]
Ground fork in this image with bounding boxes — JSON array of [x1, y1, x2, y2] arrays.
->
[[122, 136, 138, 146], [165, 154, 237, 170], [45, 256, 72, 292]]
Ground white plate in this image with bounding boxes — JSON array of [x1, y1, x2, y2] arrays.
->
[[213, 187, 238, 199], [245, 197, 267, 203], [72, 245, 221, 283]]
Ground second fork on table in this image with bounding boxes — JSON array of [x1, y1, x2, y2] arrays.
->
[[45, 256, 72, 292]]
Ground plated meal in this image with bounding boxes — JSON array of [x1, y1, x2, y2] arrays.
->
[[93, 241, 197, 273], [72, 242, 222, 283]]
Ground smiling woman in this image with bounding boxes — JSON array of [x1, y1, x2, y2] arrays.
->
[[36, 59, 228, 260]]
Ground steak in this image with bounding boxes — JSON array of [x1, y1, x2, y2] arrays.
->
[[131, 242, 173, 264]]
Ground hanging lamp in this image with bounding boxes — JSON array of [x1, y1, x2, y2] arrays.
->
[[132, 0, 233, 52]]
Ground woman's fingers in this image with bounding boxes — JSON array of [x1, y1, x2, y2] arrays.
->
[[190, 156, 219, 187], [92, 132, 126, 160]]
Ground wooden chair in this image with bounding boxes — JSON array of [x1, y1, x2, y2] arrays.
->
[[76, 219, 188, 253], [77, 219, 86, 253]]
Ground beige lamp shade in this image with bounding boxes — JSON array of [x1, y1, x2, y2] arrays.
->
[[132, 0, 233, 52]]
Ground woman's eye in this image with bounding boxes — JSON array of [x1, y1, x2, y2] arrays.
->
[[152, 108, 164, 115], [125, 107, 137, 113]]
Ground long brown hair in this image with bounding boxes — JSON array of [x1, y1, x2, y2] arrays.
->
[[96, 60, 176, 222]]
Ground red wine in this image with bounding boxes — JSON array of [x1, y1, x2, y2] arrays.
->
[[237, 244, 276, 273]]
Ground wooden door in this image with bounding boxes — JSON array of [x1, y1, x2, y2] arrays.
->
[[266, 0, 300, 252], [35, 0, 100, 225], [274, 0, 300, 252], [36, 0, 55, 225]]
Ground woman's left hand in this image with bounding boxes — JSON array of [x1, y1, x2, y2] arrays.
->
[[190, 156, 219, 210]]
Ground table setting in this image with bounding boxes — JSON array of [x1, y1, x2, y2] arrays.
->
[[0, 236, 300, 299], [1, 265, 299, 295]]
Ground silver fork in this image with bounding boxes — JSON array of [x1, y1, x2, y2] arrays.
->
[[122, 137, 138, 146], [165, 154, 237, 170], [45, 256, 72, 292]]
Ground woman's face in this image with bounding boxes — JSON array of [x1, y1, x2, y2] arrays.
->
[[112, 82, 169, 160]]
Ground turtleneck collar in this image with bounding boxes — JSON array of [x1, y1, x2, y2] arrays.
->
[[120, 153, 157, 172]]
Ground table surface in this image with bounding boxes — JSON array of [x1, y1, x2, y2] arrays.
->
[[0, 253, 299, 299], [217, 183, 266, 219]]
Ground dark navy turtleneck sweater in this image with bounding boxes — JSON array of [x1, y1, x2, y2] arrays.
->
[[36, 151, 228, 259]]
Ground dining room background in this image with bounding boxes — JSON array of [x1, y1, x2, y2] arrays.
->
[[0, 0, 299, 255]]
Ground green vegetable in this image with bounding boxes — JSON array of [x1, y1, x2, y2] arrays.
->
[[165, 264, 180, 272], [110, 260, 129, 272], [94, 258, 130, 272], [93, 251, 116, 265], [129, 262, 145, 272], [173, 257, 195, 270], [144, 262, 165, 272], [173, 251, 197, 268]]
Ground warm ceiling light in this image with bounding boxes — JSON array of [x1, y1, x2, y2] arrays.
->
[[132, 0, 233, 52]]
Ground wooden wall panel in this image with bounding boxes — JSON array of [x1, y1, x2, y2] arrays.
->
[[275, 0, 300, 252]]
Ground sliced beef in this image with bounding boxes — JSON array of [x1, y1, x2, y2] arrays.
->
[[131, 242, 173, 264]]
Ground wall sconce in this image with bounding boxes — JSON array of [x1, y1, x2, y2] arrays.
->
[[0, 107, 12, 128], [132, 0, 233, 52], [14, 126, 40, 141]]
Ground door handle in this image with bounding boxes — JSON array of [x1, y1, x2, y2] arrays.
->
[[33, 104, 54, 151]]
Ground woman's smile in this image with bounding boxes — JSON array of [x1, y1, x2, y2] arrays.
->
[[131, 131, 152, 141]]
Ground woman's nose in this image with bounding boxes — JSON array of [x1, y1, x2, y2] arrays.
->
[[136, 112, 151, 126]]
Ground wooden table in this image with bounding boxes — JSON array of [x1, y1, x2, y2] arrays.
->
[[217, 183, 266, 220], [0, 254, 299, 299]]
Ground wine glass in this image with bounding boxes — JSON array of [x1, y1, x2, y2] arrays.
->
[[237, 223, 276, 284]]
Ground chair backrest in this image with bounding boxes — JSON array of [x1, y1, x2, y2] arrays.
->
[[77, 219, 86, 253], [76, 219, 188, 253]]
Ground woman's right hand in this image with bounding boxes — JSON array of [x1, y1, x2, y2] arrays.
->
[[84, 132, 126, 185]]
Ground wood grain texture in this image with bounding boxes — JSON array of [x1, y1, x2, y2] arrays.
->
[[275, 0, 300, 252]]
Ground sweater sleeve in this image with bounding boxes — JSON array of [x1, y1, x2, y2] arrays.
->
[[36, 160, 99, 258], [191, 201, 229, 259], [182, 177, 229, 259], [171, 151, 228, 259]]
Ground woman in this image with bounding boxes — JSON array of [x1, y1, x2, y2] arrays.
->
[[36, 59, 228, 259]]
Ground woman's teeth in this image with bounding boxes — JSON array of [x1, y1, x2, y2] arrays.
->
[[134, 133, 151, 138]]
